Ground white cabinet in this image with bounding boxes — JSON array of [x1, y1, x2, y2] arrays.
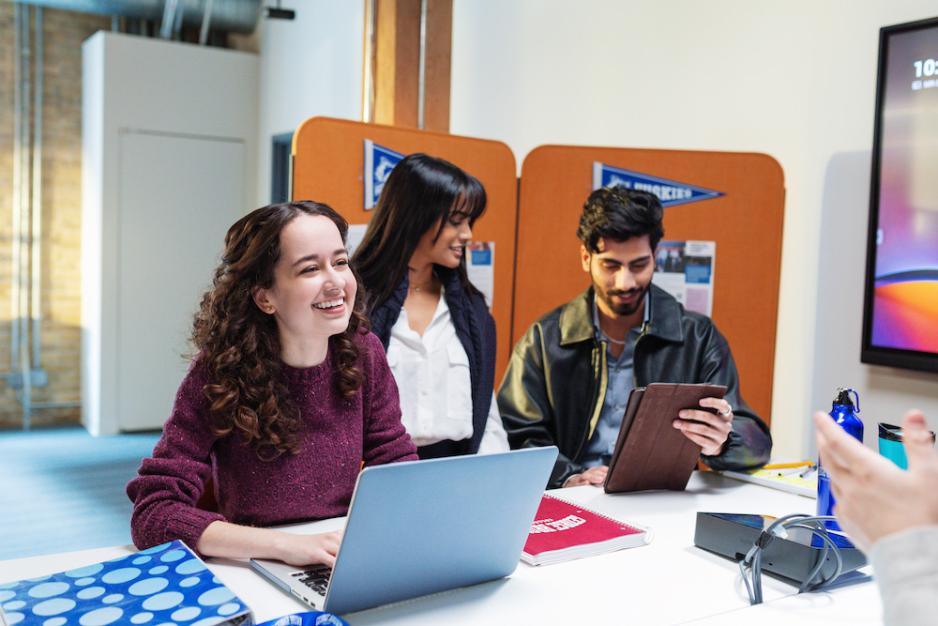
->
[[82, 33, 258, 434]]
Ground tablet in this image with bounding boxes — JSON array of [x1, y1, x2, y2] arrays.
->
[[603, 383, 727, 493]]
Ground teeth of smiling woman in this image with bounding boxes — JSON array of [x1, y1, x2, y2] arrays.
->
[[313, 299, 344, 309]]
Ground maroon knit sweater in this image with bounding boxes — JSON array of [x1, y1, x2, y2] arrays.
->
[[126, 330, 418, 550]]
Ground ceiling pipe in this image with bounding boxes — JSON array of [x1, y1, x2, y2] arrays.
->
[[12, 0, 262, 34], [14, 3, 34, 429], [31, 6, 45, 380], [159, 0, 178, 38], [11, 3, 24, 377], [198, 0, 214, 45]]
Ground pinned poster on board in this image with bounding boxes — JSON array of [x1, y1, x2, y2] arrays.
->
[[363, 140, 404, 209], [654, 240, 716, 316], [467, 241, 495, 309], [592, 161, 724, 208]]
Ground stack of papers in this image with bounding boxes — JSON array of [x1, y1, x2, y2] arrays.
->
[[721, 467, 817, 498]]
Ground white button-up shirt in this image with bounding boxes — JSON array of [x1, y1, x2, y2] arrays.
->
[[386, 292, 509, 454]]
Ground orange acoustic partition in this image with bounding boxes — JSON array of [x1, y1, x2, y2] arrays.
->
[[515, 146, 785, 426], [291, 117, 518, 381]]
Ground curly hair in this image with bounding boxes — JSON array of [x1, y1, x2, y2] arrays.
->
[[191, 201, 369, 460]]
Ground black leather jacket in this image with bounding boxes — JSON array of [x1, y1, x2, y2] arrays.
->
[[497, 285, 772, 488]]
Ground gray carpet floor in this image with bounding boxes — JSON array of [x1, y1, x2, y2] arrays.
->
[[0, 427, 161, 561]]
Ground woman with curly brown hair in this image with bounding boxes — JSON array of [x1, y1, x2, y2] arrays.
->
[[127, 201, 417, 568]]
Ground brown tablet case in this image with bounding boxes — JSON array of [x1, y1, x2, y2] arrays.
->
[[603, 383, 728, 493]]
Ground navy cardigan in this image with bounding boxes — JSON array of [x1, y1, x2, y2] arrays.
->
[[368, 267, 497, 457]]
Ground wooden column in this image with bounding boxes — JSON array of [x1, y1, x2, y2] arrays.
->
[[368, 0, 451, 132]]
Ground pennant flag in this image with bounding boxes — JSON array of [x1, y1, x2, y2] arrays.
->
[[364, 139, 405, 209], [591, 161, 724, 208]]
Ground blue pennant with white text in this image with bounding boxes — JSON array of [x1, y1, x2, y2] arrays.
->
[[592, 162, 724, 208]]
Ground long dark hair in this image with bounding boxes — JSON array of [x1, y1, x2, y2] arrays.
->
[[191, 201, 369, 460], [352, 153, 487, 309]]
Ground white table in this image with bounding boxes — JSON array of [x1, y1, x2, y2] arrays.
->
[[0, 474, 880, 625], [686, 583, 882, 625]]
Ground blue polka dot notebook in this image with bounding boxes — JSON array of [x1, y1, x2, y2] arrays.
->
[[0, 540, 252, 626]]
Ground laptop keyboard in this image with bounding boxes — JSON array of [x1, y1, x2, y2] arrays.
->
[[292, 565, 332, 596]]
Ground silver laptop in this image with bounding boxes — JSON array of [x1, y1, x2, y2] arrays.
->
[[250, 446, 557, 615]]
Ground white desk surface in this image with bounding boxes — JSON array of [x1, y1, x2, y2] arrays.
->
[[687, 583, 882, 625], [0, 473, 880, 626]]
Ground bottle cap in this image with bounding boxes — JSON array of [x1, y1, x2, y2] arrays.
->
[[833, 387, 860, 412]]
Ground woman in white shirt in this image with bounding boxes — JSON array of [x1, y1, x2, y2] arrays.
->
[[352, 153, 509, 458]]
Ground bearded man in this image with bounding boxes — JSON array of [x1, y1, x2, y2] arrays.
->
[[498, 187, 771, 488]]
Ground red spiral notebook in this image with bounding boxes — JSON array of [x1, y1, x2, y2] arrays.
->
[[521, 494, 650, 566]]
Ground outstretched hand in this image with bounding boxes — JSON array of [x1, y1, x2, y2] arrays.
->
[[814, 409, 938, 552]]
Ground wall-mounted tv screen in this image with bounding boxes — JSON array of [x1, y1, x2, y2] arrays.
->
[[862, 17, 938, 373]]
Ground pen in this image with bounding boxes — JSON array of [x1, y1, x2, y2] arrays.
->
[[772, 465, 817, 478], [797, 465, 816, 478]]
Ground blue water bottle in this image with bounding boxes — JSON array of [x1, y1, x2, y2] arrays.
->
[[817, 388, 864, 530]]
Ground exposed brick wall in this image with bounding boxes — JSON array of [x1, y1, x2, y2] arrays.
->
[[0, 6, 109, 429]]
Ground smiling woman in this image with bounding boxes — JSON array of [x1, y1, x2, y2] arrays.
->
[[126, 201, 417, 569], [251, 212, 358, 368], [352, 154, 509, 459]]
